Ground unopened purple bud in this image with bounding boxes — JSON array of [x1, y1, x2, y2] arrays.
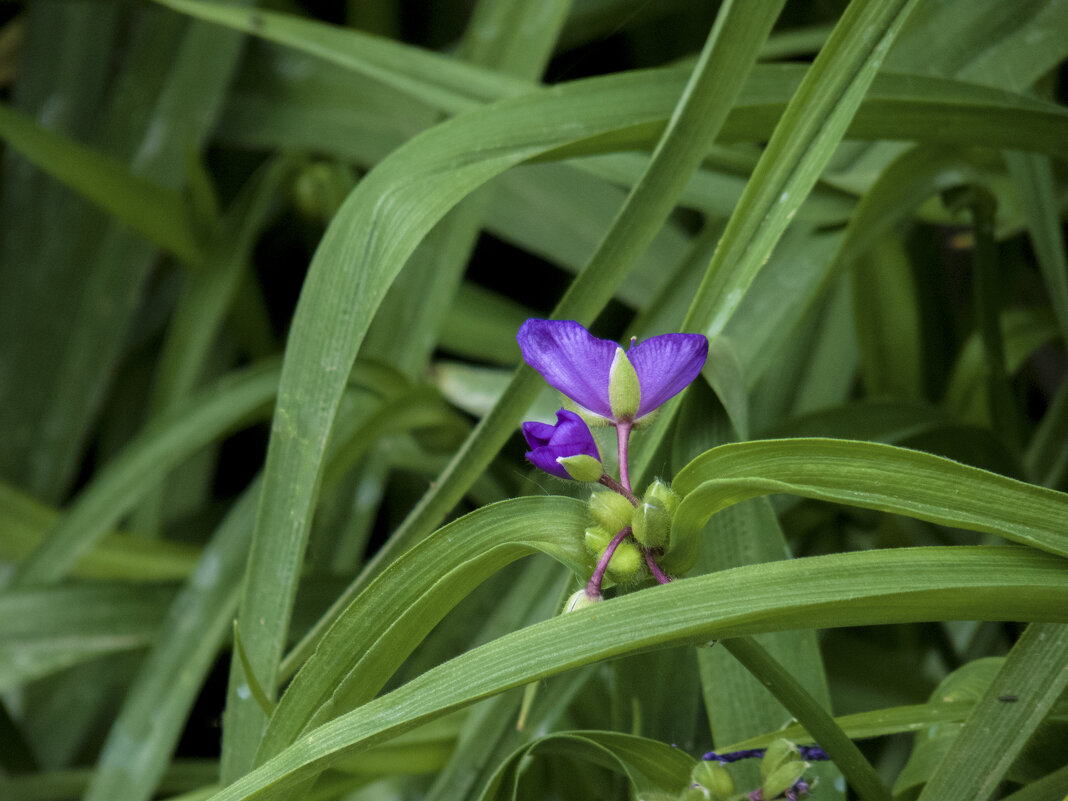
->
[[522, 409, 601, 480]]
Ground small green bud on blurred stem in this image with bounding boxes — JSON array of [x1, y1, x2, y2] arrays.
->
[[691, 761, 735, 799], [761, 759, 808, 799], [760, 739, 800, 781]]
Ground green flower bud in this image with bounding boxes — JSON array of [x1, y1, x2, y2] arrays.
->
[[660, 484, 700, 576], [760, 739, 800, 781], [563, 588, 602, 613], [588, 490, 634, 533], [584, 526, 643, 583], [761, 760, 808, 800], [608, 346, 641, 422], [292, 162, 356, 221], [677, 788, 710, 801], [691, 761, 735, 799], [557, 453, 603, 482], [630, 480, 680, 549]]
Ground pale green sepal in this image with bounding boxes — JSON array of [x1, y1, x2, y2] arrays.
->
[[608, 346, 641, 421], [558, 454, 603, 483]]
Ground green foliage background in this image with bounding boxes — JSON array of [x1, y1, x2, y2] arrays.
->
[[1, 1, 1067, 799]]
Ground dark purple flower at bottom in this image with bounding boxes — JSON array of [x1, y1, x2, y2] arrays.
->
[[522, 409, 603, 481]]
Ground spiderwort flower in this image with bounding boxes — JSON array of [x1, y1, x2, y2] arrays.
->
[[522, 408, 602, 481], [516, 319, 709, 425]]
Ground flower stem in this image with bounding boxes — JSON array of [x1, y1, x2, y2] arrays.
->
[[643, 548, 672, 585], [586, 525, 632, 598], [598, 474, 638, 506], [616, 422, 633, 492]]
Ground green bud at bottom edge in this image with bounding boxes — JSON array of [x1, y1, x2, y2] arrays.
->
[[762, 760, 808, 800], [692, 761, 735, 799], [563, 588, 601, 613]]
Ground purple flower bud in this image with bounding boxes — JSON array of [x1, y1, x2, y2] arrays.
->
[[522, 409, 602, 481], [517, 319, 708, 423]]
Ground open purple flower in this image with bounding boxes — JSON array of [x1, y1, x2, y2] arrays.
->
[[522, 408, 602, 481], [517, 319, 708, 424]]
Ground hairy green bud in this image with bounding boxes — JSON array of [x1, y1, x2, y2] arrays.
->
[[630, 480, 679, 549], [588, 490, 634, 533], [584, 526, 643, 583]]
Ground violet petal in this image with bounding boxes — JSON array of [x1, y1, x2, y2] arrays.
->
[[517, 319, 615, 417], [627, 333, 708, 418]]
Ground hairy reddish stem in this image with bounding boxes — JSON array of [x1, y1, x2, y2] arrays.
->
[[586, 525, 632, 599], [598, 474, 638, 506], [643, 548, 672, 585]]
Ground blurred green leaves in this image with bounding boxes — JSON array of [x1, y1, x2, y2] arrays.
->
[[1, 2, 1067, 801]]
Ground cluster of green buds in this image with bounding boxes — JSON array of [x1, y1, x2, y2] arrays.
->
[[683, 740, 821, 800], [583, 479, 698, 584]]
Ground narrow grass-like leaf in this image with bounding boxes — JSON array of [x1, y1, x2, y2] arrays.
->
[[256, 497, 588, 765], [0, 102, 201, 263], [853, 234, 922, 399], [0, 4, 252, 503], [234, 620, 277, 719], [917, 623, 1068, 801], [0, 480, 199, 581], [722, 701, 977, 750], [153, 0, 529, 112], [999, 764, 1068, 801], [3, 361, 278, 588], [478, 730, 694, 800], [721, 636, 890, 801], [80, 487, 256, 801], [1026, 380, 1068, 490], [0, 583, 176, 691], [199, 546, 1068, 801], [944, 309, 1059, 427], [1005, 151, 1068, 346], [0, 760, 219, 801], [684, 0, 922, 339], [158, 0, 1068, 163], [673, 438, 1068, 558]]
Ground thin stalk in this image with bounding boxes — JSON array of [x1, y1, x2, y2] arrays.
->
[[616, 422, 633, 492], [586, 525, 632, 599]]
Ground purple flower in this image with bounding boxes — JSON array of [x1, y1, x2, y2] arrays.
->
[[522, 409, 603, 481], [517, 319, 708, 424]]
